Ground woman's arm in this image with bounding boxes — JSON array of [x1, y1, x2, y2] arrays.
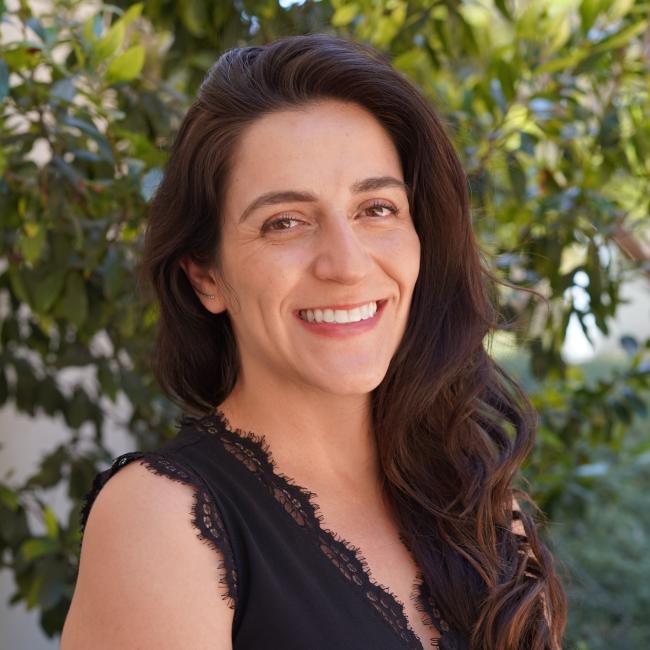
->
[[61, 460, 234, 649]]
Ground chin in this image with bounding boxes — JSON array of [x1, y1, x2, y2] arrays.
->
[[311, 367, 388, 396]]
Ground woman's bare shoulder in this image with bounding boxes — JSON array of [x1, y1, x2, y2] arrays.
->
[[61, 459, 234, 650]]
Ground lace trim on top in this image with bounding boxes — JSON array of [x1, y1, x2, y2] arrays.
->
[[183, 409, 455, 650], [79, 450, 239, 615]]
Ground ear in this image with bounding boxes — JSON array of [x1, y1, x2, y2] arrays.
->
[[179, 256, 227, 314]]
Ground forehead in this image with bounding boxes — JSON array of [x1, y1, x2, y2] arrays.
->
[[225, 100, 403, 206]]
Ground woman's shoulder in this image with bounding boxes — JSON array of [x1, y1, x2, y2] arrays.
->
[[78, 414, 240, 529], [75, 420, 242, 612], [63, 449, 237, 649]]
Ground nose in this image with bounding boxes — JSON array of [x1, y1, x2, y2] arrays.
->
[[311, 213, 373, 284]]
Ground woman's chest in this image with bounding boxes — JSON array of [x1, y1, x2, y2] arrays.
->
[[186, 422, 458, 648], [312, 492, 443, 648]]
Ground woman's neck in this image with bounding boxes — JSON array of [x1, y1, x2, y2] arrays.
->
[[216, 378, 382, 495]]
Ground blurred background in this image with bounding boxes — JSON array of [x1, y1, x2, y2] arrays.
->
[[1, 0, 649, 648]]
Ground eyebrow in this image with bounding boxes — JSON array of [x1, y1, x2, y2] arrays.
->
[[238, 175, 411, 223]]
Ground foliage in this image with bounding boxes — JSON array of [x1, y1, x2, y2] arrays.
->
[[0, 0, 186, 636], [549, 411, 650, 650], [0, 0, 648, 644]]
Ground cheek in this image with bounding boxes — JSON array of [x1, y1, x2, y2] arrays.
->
[[232, 245, 307, 307], [374, 228, 421, 286], [408, 233, 421, 287]]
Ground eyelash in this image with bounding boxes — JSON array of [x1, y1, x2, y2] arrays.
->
[[261, 200, 400, 233]]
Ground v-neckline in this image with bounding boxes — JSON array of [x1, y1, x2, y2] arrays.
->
[[187, 408, 453, 650]]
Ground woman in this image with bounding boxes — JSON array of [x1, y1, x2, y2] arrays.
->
[[62, 33, 567, 650]]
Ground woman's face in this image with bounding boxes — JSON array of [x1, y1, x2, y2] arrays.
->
[[186, 99, 421, 397]]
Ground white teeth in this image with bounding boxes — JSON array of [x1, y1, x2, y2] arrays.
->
[[334, 309, 348, 323], [299, 301, 378, 324]]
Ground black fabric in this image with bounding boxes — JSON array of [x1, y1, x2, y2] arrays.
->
[[79, 411, 469, 650]]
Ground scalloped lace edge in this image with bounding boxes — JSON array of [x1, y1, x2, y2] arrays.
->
[[183, 408, 452, 650]]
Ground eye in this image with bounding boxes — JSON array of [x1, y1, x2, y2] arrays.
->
[[261, 215, 303, 233], [364, 200, 400, 218]]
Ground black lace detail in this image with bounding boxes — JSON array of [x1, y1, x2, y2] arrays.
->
[[413, 573, 466, 649], [183, 409, 452, 650], [79, 450, 239, 614], [400, 534, 457, 649]]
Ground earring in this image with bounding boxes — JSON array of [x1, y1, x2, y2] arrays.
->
[[194, 288, 216, 299]]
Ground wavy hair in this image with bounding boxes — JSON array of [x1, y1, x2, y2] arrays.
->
[[137, 33, 567, 649]]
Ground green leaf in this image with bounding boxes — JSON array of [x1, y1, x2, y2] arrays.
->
[[495, 59, 516, 103], [392, 47, 427, 73], [374, 4, 406, 48], [26, 444, 68, 489], [69, 457, 101, 501], [117, 302, 137, 337], [82, 14, 101, 44], [180, 0, 209, 37], [494, 0, 512, 21], [34, 560, 67, 610], [536, 48, 589, 75], [43, 506, 59, 540], [0, 484, 20, 511], [546, 11, 572, 53], [35, 377, 65, 415], [20, 537, 58, 561], [331, 3, 360, 27], [65, 387, 97, 429], [608, 0, 635, 21], [25, 573, 43, 609], [9, 265, 30, 304], [2, 44, 43, 71], [54, 272, 88, 328], [106, 45, 145, 84], [579, 0, 603, 33], [31, 266, 66, 313], [507, 153, 527, 202], [122, 3, 143, 26], [17, 222, 47, 264], [103, 248, 127, 299], [97, 362, 118, 401], [95, 19, 125, 61], [590, 20, 647, 54]]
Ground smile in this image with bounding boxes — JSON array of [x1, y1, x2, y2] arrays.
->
[[298, 300, 378, 324]]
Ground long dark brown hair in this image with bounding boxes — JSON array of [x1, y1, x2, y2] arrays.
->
[[138, 33, 567, 649]]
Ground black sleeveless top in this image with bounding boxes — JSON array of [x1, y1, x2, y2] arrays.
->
[[79, 410, 469, 650]]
